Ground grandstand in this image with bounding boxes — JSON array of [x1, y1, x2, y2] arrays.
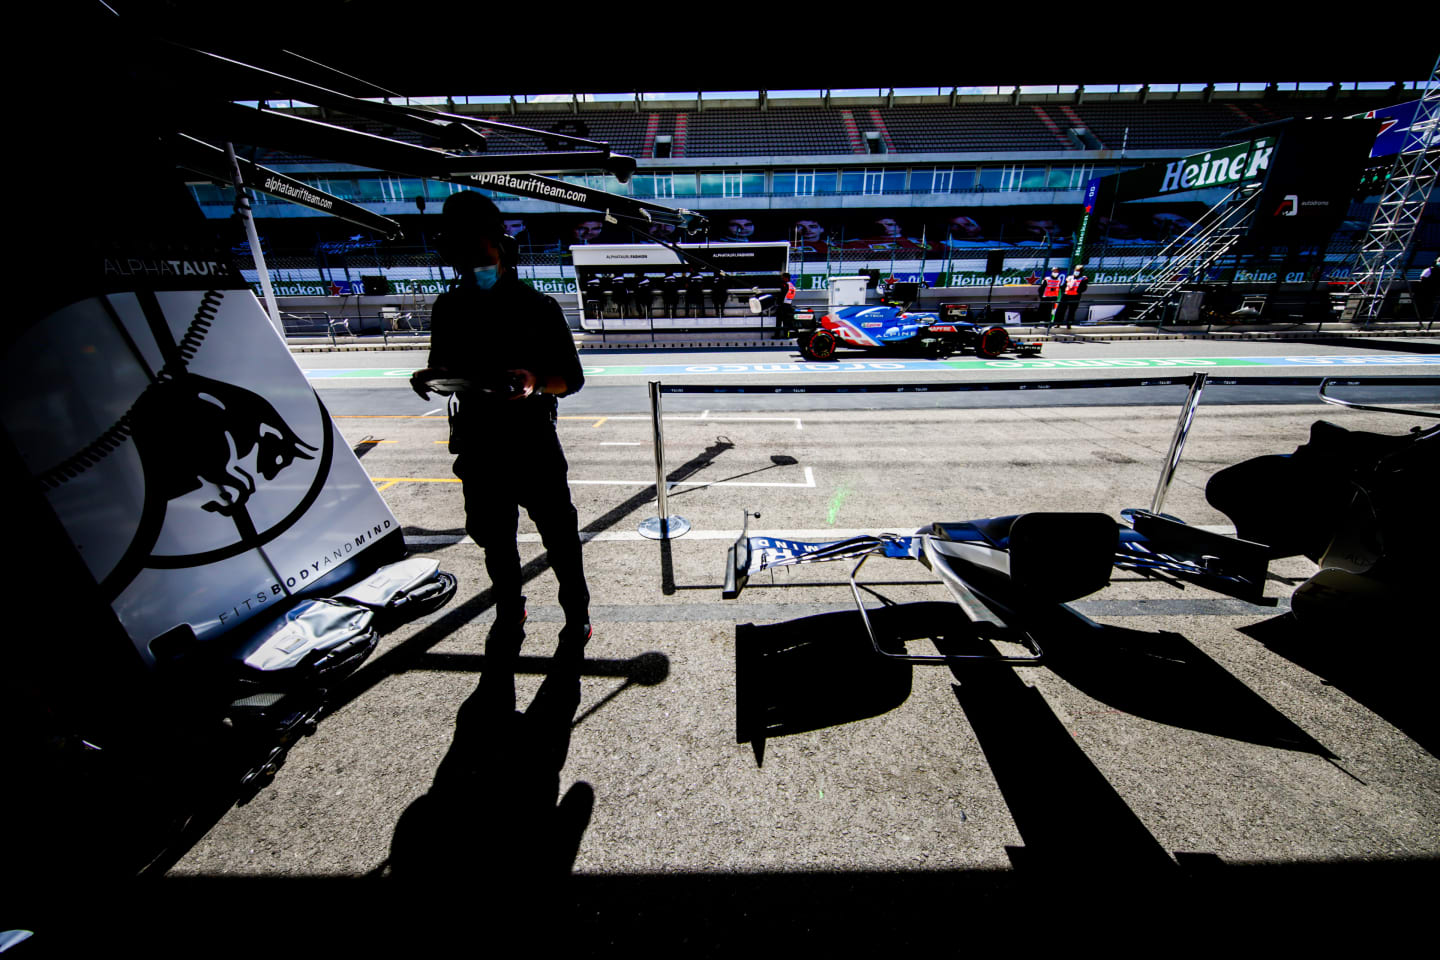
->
[[186, 80, 1436, 311]]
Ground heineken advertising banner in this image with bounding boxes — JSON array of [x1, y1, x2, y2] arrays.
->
[[256, 277, 580, 297], [1076, 137, 1275, 256], [1151, 137, 1275, 196]]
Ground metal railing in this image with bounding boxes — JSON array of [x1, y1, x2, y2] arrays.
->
[[639, 374, 1440, 547]]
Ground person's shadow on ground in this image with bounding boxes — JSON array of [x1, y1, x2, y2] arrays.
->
[[385, 628, 594, 886]]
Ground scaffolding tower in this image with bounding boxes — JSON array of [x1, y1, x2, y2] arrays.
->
[[1344, 54, 1440, 323]]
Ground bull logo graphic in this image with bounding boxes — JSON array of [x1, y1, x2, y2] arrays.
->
[[129, 373, 317, 517], [29, 290, 336, 603]]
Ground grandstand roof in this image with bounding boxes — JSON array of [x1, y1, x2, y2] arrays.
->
[[94, 3, 1438, 99]]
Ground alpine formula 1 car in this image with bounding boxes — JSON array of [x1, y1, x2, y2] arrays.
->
[[792, 300, 1043, 362]]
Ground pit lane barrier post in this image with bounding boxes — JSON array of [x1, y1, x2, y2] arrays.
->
[[638, 379, 691, 540]]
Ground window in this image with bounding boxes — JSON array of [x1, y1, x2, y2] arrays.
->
[[600, 176, 632, 196], [1048, 166, 1074, 190], [190, 183, 230, 205], [990, 165, 1048, 192], [670, 173, 698, 197], [812, 170, 838, 194], [883, 169, 906, 193], [863, 168, 884, 195], [699, 171, 746, 197], [390, 179, 424, 202], [635, 174, 673, 198], [930, 168, 952, 193], [356, 178, 388, 201], [839, 169, 864, 193]]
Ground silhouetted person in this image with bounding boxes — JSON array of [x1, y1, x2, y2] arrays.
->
[[635, 273, 654, 319], [612, 272, 632, 319], [598, 272, 615, 317], [685, 271, 704, 317], [709, 273, 729, 318], [583, 273, 602, 321], [1416, 257, 1437, 321], [411, 191, 591, 649], [661, 272, 680, 319], [777, 272, 797, 335]]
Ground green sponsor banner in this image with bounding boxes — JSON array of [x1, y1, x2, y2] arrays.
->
[[524, 278, 579, 295], [263, 277, 579, 298], [939, 272, 1036, 288], [268, 281, 333, 296], [1105, 137, 1275, 203]]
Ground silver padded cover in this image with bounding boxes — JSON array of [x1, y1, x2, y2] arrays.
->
[[335, 557, 441, 609], [241, 599, 374, 672]]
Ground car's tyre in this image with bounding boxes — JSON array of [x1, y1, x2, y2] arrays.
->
[[799, 330, 838, 361], [975, 325, 1010, 359]]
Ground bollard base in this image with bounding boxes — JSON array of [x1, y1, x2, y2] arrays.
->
[[638, 516, 691, 540]]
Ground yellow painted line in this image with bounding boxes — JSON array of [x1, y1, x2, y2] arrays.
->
[[368, 477, 461, 483], [374, 480, 401, 492], [332, 414, 448, 419], [356, 439, 398, 444], [592, 417, 608, 428]]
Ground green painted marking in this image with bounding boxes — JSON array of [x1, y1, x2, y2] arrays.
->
[[939, 357, 1264, 371], [826, 482, 854, 525]]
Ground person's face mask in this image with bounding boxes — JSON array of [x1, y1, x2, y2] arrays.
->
[[472, 265, 499, 290]]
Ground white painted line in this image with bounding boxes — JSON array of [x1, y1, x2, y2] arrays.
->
[[598, 414, 804, 429], [410, 527, 906, 546], [569, 465, 815, 490], [406, 520, 1237, 546], [422, 407, 443, 417]]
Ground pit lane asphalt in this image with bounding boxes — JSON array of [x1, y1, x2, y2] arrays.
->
[[156, 337, 1440, 938], [299, 338, 1440, 415]]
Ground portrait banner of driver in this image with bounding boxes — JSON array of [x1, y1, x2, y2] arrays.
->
[[412, 191, 591, 654]]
